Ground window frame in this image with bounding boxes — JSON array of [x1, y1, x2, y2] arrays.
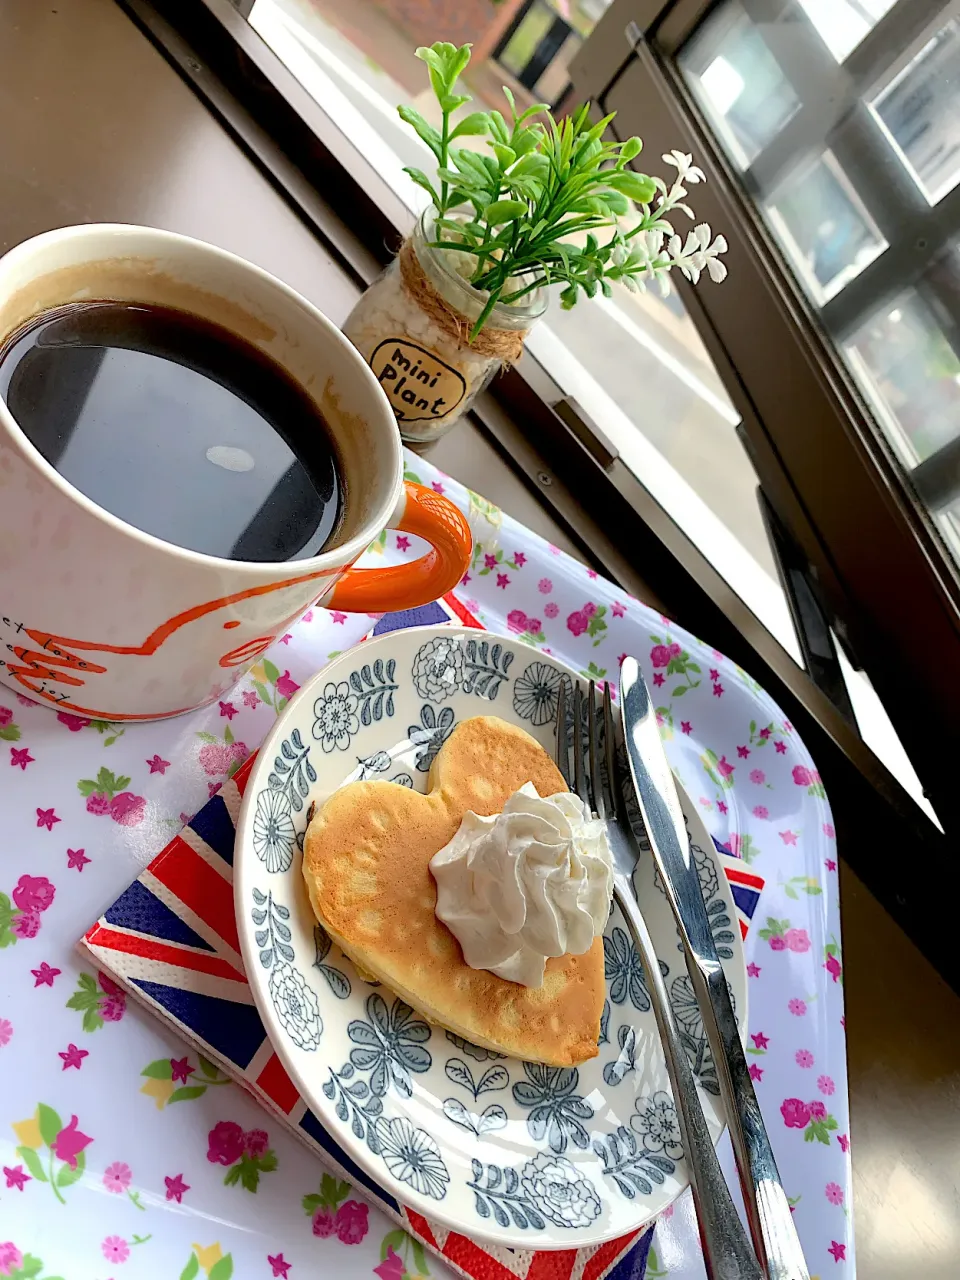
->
[[570, 0, 960, 825]]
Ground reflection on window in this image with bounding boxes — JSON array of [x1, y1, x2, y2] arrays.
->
[[871, 19, 960, 206], [765, 151, 886, 304], [497, 3, 557, 80], [846, 291, 960, 468], [682, 2, 800, 169], [795, 0, 897, 64]]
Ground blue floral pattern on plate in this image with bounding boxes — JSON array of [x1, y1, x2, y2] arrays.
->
[[312, 681, 360, 753], [408, 704, 456, 771], [251, 787, 296, 873], [469, 1153, 601, 1230], [235, 625, 747, 1248], [592, 1091, 683, 1200], [346, 994, 432, 1099], [512, 1064, 594, 1154], [512, 660, 571, 726], [251, 888, 322, 1051]]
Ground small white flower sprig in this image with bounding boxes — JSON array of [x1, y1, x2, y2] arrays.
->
[[397, 43, 730, 337], [617, 151, 729, 296]]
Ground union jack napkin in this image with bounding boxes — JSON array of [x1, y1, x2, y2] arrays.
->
[[80, 596, 764, 1280]]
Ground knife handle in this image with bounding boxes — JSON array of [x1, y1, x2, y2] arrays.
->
[[613, 877, 764, 1280], [691, 962, 811, 1280]]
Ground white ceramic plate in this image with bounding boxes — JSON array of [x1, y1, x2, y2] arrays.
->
[[234, 627, 746, 1248]]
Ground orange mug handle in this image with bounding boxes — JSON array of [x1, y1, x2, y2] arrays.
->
[[325, 481, 472, 614]]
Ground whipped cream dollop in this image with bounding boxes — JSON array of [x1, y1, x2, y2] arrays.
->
[[429, 783, 614, 987]]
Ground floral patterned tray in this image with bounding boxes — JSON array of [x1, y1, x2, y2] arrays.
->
[[234, 626, 748, 1249]]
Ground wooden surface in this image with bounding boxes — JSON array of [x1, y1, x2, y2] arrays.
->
[[1, 2, 958, 1275]]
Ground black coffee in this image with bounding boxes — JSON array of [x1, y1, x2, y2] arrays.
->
[[0, 301, 343, 561]]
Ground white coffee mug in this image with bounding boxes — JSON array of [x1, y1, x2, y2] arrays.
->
[[0, 224, 471, 721]]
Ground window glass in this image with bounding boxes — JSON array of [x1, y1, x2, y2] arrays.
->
[[795, 0, 898, 63], [765, 150, 887, 304], [870, 19, 960, 207], [682, 2, 801, 169]]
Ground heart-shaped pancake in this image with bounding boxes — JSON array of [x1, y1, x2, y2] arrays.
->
[[302, 715, 605, 1066]]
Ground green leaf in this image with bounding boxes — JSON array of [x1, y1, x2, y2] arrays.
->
[[262, 659, 280, 684], [252, 681, 272, 706], [451, 111, 488, 140], [515, 102, 550, 127], [673, 686, 686, 696], [0, 925, 17, 948], [66, 991, 100, 1011], [449, 148, 489, 183], [198, 1053, 220, 1079], [142, 1057, 174, 1079], [601, 190, 630, 215], [224, 725, 234, 745], [604, 170, 657, 203], [258, 1150, 278, 1174], [510, 151, 549, 180], [0, 724, 20, 740], [76, 780, 98, 797], [487, 109, 509, 144], [169, 1085, 208, 1104], [208, 1256, 234, 1280], [445, 43, 472, 87], [619, 135, 643, 162], [237, 1155, 260, 1192], [17, 1146, 48, 1182], [403, 166, 439, 205], [82, 1006, 105, 1033], [57, 1149, 85, 1187], [381, 1229, 407, 1260], [223, 1164, 242, 1186], [412, 1238, 429, 1274], [115, 775, 131, 791], [78, 972, 97, 992], [512, 125, 542, 157], [397, 104, 442, 158], [180, 1256, 200, 1280], [195, 731, 218, 742], [302, 1192, 324, 1216], [489, 142, 516, 170], [16, 1256, 43, 1280], [37, 1104, 63, 1148]]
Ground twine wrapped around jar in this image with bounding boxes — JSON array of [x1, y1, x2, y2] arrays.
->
[[397, 239, 525, 365], [341, 213, 546, 445]]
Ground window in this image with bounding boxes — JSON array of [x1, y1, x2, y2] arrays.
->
[[244, 0, 800, 659], [677, 0, 960, 574]]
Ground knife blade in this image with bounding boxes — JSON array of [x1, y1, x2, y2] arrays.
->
[[620, 656, 810, 1280]]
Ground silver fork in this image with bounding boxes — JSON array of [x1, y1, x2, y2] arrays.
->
[[557, 679, 763, 1280]]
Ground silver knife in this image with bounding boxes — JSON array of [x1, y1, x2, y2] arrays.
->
[[620, 656, 810, 1280]]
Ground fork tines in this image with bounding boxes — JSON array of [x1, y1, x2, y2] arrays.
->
[[556, 678, 623, 824]]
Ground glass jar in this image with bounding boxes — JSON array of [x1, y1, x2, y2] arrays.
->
[[341, 212, 546, 445]]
